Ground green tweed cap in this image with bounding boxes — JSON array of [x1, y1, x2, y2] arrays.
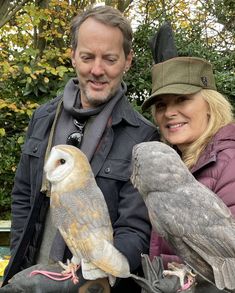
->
[[142, 57, 217, 111]]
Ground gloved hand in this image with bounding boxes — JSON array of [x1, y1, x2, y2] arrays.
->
[[131, 254, 195, 293], [0, 263, 110, 293]]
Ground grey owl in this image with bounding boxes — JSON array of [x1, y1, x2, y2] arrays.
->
[[131, 141, 235, 291]]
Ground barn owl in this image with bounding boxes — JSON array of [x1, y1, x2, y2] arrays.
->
[[131, 141, 235, 292], [44, 144, 130, 285]]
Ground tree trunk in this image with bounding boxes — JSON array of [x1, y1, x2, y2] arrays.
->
[[34, 0, 50, 57]]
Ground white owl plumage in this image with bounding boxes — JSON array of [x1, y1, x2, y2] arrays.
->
[[44, 144, 130, 285]]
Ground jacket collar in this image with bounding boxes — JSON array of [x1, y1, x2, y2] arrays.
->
[[191, 123, 235, 173], [111, 96, 140, 127]]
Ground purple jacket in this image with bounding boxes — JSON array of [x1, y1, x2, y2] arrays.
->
[[150, 123, 235, 267]]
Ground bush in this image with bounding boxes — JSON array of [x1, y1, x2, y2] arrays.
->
[[0, 99, 38, 219]]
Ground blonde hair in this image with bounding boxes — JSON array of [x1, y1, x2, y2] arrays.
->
[[183, 90, 234, 168], [152, 89, 234, 169]]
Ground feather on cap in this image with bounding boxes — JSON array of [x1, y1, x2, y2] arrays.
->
[[142, 22, 216, 111]]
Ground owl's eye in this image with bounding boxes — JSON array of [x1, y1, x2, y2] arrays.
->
[[60, 159, 66, 165]]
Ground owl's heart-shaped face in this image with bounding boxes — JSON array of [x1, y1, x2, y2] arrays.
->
[[44, 145, 75, 183]]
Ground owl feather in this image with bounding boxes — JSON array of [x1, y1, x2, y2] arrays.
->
[[131, 141, 235, 292]]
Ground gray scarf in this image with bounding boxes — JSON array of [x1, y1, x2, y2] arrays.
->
[[53, 78, 126, 160]]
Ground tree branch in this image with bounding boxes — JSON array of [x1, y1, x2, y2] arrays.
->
[[0, 0, 31, 29]]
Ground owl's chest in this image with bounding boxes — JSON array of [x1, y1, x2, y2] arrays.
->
[[50, 191, 61, 209]]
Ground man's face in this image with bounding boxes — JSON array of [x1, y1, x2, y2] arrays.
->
[[71, 17, 132, 109]]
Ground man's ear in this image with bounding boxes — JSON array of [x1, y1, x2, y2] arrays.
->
[[125, 49, 134, 71]]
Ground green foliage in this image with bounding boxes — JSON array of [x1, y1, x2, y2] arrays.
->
[[0, 99, 38, 219], [127, 0, 235, 115], [0, 133, 20, 220], [175, 30, 235, 102], [0, 0, 78, 219], [126, 23, 153, 103]]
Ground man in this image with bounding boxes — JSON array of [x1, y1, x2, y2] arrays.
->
[[1, 5, 159, 293]]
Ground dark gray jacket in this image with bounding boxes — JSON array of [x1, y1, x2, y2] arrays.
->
[[3, 94, 159, 290]]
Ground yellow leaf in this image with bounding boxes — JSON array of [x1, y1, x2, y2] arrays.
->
[[50, 68, 57, 75], [58, 57, 64, 63], [0, 260, 9, 276], [23, 66, 32, 74], [27, 102, 38, 109], [9, 103, 17, 111], [26, 109, 34, 116], [0, 101, 7, 109], [27, 77, 32, 83], [0, 128, 6, 136], [44, 77, 49, 83], [35, 69, 45, 75], [30, 73, 37, 79], [17, 136, 24, 144]]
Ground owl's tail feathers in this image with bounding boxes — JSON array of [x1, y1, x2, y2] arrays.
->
[[81, 259, 116, 286], [213, 258, 235, 291], [91, 239, 130, 279], [81, 238, 130, 287]]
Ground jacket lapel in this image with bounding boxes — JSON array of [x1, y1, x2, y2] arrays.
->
[[91, 119, 114, 177], [90, 97, 140, 178]]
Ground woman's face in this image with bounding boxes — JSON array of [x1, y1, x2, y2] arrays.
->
[[154, 91, 210, 151]]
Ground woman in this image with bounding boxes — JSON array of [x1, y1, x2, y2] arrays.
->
[[142, 56, 235, 292]]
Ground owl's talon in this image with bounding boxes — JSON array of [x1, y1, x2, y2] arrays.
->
[[71, 272, 79, 284], [179, 274, 196, 291], [163, 262, 196, 291], [58, 260, 68, 271], [58, 260, 80, 284]]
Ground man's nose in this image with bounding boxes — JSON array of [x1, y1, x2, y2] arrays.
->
[[90, 59, 105, 76]]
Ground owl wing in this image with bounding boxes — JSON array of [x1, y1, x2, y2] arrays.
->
[[147, 182, 235, 290], [51, 183, 130, 278]]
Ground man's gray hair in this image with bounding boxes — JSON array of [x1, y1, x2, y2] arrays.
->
[[70, 5, 133, 57]]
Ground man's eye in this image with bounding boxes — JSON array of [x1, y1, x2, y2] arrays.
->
[[105, 59, 116, 64], [81, 56, 92, 61]]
